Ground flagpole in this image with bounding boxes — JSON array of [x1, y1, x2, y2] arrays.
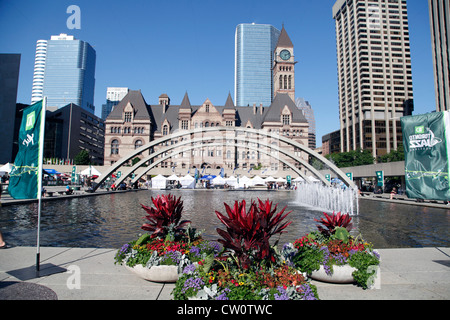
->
[[36, 97, 46, 273]]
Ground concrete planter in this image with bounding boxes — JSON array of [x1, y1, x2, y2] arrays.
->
[[126, 264, 179, 283], [310, 264, 357, 284]]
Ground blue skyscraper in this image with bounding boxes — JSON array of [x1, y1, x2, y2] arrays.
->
[[32, 34, 96, 113], [235, 23, 280, 107]]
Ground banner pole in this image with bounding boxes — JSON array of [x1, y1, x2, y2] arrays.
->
[[36, 97, 47, 274]]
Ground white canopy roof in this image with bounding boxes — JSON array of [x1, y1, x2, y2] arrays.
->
[[264, 176, 276, 182], [167, 174, 179, 181], [250, 176, 266, 185], [0, 163, 13, 173], [80, 166, 102, 176], [212, 176, 226, 185], [180, 174, 194, 181]]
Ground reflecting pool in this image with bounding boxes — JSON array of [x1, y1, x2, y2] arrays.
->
[[0, 189, 449, 249]]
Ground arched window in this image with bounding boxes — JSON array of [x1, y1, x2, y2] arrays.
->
[[135, 140, 143, 149], [205, 122, 209, 127], [111, 140, 119, 155], [279, 76, 283, 89], [288, 75, 292, 89], [163, 125, 169, 135], [226, 150, 231, 159], [284, 75, 288, 89]]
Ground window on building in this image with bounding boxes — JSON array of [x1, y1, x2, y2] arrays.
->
[[135, 140, 143, 149], [282, 114, 291, 125], [163, 125, 169, 135], [124, 112, 132, 122], [181, 120, 189, 130], [205, 104, 210, 112], [111, 140, 119, 155]]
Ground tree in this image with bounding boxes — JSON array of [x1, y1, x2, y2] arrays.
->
[[377, 144, 405, 163], [74, 150, 90, 165], [326, 149, 374, 168]]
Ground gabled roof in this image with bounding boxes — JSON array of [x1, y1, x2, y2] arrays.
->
[[107, 90, 151, 122], [263, 93, 307, 123], [276, 25, 293, 48]]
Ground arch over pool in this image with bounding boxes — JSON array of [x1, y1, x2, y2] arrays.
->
[[94, 127, 355, 191]]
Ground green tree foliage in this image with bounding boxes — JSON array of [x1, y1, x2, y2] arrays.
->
[[325, 149, 374, 168], [74, 150, 90, 165], [377, 144, 405, 163]]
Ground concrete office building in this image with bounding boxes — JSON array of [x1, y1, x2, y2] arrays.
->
[[0, 54, 21, 164], [31, 34, 96, 113], [429, 0, 450, 112], [333, 0, 414, 158]]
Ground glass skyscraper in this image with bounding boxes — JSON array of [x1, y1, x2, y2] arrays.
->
[[235, 23, 280, 107], [32, 34, 96, 113]]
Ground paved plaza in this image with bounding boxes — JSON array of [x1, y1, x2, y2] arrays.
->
[[0, 246, 449, 300]]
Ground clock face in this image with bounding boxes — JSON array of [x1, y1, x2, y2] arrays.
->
[[280, 50, 291, 60]]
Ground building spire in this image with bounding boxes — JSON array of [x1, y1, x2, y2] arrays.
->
[[276, 25, 293, 48]]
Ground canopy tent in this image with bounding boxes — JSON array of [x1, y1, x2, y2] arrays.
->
[[212, 175, 226, 185], [201, 175, 216, 180], [264, 176, 276, 182], [225, 176, 238, 188], [250, 175, 266, 186], [308, 176, 320, 183], [151, 174, 167, 189], [276, 177, 286, 183], [293, 176, 305, 182], [43, 169, 61, 175], [238, 175, 251, 188], [179, 174, 195, 189], [80, 166, 102, 177], [167, 174, 180, 181], [0, 163, 13, 176]]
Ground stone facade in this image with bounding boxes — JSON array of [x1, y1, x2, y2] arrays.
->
[[104, 27, 310, 176]]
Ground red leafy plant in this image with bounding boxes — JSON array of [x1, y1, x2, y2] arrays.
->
[[314, 211, 353, 236], [141, 194, 191, 241], [215, 199, 292, 270]]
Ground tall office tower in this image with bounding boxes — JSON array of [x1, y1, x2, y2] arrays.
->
[[235, 23, 281, 107], [333, 0, 414, 158], [101, 87, 129, 120], [31, 34, 96, 113], [429, 0, 450, 112], [31, 40, 47, 104], [0, 54, 21, 164], [296, 98, 316, 149]]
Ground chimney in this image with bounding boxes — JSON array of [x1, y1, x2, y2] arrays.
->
[[260, 103, 263, 115], [253, 103, 256, 115]]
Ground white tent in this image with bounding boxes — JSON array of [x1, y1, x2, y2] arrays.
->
[[151, 174, 167, 189], [276, 177, 286, 183], [264, 176, 276, 182], [167, 174, 180, 181], [80, 166, 102, 176], [225, 176, 238, 188], [307, 176, 320, 183], [294, 176, 305, 182], [238, 175, 251, 188], [0, 163, 13, 176], [212, 176, 226, 185], [179, 174, 195, 189], [250, 175, 266, 186]]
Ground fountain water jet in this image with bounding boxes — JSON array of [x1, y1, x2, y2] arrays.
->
[[295, 182, 359, 216]]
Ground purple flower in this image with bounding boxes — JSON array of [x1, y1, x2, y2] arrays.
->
[[183, 264, 197, 274], [181, 277, 204, 294], [274, 286, 289, 300]]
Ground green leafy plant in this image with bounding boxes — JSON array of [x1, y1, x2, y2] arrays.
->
[[215, 199, 292, 270], [141, 194, 191, 241], [292, 212, 380, 289]]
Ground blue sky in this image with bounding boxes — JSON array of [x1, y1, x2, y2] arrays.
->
[[0, 0, 435, 146]]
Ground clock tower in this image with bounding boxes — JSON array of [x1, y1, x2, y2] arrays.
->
[[273, 26, 296, 101]]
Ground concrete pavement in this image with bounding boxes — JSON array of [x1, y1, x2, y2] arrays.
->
[[1, 246, 449, 300]]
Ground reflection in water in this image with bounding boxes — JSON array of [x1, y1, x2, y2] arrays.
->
[[0, 189, 449, 249]]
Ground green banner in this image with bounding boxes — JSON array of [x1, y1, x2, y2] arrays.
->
[[401, 111, 450, 201], [8, 100, 45, 199]]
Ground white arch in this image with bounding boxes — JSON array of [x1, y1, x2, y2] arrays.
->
[[94, 127, 355, 191]]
